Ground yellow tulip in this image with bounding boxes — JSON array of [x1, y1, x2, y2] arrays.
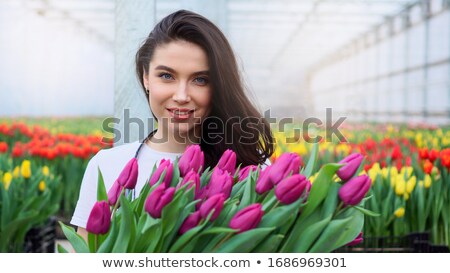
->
[[406, 176, 416, 194], [404, 193, 409, 201], [394, 207, 405, 218], [395, 177, 406, 196], [424, 175, 432, 189], [42, 166, 50, 176], [371, 163, 381, 172], [13, 166, 20, 178], [39, 180, 46, 192], [2, 172, 12, 190], [21, 160, 31, 179], [368, 169, 378, 183], [382, 168, 389, 179]]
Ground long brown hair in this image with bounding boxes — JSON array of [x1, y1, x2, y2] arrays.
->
[[136, 10, 274, 169]]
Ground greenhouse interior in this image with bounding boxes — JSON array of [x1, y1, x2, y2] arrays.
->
[[0, 0, 449, 255]]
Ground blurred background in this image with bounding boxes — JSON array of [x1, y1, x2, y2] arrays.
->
[[0, 0, 449, 253], [1, 0, 449, 124]]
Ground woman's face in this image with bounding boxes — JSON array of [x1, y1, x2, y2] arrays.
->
[[143, 40, 212, 139]]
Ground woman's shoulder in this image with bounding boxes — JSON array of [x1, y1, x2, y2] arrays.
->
[[92, 141, 142, 166]]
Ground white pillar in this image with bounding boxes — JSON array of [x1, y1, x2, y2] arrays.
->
[[114, 0, 156, 146]]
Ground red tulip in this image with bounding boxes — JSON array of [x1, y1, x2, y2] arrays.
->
[[178, 211, 202, 235], [217, 149, 237, 175], [429, 149, 439, 163], [229, 203, 264, 233], [178, 145, 204, 176], [144, 184, 175, 218], [336, 153, 364, 181], [86, 201, 111, 235], [423, 160, 433, 174], [199, 193, 225, 221], [275, 174, 311, 204], [116, 158, 139, 189], [269, 153, 302, 185], [149, 159, 174, 187], [418, 148, 429, 160]]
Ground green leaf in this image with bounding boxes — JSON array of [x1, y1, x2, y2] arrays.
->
[[97, 167, 107, 202], [237, 170, 257, 210], [215, 227, 275, 253], [170, 158, 181, 187], [301, 163, 342, 220], [97, 219, 118, 253], [293, 215, 332, 252], [112, 195, 135, 252], [168, 219, 214, 253], [259, 197, 305, 228], [252, 234, 284, 253], [199, 227, 236, 235], [279, 209, 322, 252], [353, 206, 381, 217], [59, 222, 89, 253], [302, 142, 319, 178], [57, 244, 69, 253], [308, 208, 364, 253]]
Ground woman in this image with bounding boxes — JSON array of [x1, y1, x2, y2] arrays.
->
[[71, 10, 273, 239]]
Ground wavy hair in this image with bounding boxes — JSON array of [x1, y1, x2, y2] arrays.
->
[[136, 10, 274, 168]]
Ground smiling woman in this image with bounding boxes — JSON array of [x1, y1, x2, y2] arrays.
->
[[71, 9, 274, 239]]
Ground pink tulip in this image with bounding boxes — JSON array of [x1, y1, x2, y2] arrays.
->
[[337, 153, 364, 181], [269, 153, 302, 185], [149, 159, 174, 187], [199, 193, 225, 221], [338, 175, 372, 206], [275, 174, 311, 204], [145, 184, 175, 218], [217, 149, 237, 175], [238, 165, 257, 181], [255, 165, 274, 194], [107, 181, 123, 206], [178, 170, 201, 197], [346, 232, 364, 246], [86, 201, 111, 235], [116, 158, 139, 189], [178, 211, 202, 235], [178, 145, 204, 177], [206, 168, 233, 199], [229, 203, 264, 233]]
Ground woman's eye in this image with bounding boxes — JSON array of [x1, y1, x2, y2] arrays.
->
[[159, 73, 173, 80], [194, 77, 209, 85]]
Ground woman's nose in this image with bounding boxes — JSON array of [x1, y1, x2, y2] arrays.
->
[[172, 82, 191, 103]]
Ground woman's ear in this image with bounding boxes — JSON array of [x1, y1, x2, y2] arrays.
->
[[143, 72, 149, 90]]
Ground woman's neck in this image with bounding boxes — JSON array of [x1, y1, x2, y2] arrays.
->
[[146, 128, 200, 153]]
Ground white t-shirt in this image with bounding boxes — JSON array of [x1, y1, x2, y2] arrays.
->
[[70, 141, 271, 228], [70, 141, 182, 228]]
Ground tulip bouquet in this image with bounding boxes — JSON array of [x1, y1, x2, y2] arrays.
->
[[60, 144, 375, 253], [0, 156, 61, 252]]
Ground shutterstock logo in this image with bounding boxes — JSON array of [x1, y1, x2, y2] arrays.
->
[[101, 108, 347, 144]]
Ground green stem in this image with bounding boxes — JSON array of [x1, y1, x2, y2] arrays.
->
[[111, 187, 125, 219], [94, 234, 98, 252], [213, 233, 233, 252]]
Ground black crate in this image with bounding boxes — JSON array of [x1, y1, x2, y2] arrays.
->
[[335, 232, 449, 253], [24, 217, 57, 253]]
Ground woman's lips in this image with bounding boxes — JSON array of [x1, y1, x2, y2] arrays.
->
[[167, 108, 195, 121]]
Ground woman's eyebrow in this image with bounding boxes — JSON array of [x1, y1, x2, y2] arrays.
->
[[155, 65, 209, 76]]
